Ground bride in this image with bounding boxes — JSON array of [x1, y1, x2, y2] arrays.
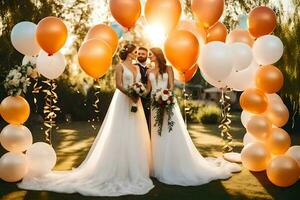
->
[[147, 48, 240, 186], [18, 44, 154, 196]]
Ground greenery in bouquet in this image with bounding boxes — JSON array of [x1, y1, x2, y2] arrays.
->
[[152, 89, 175, 135]]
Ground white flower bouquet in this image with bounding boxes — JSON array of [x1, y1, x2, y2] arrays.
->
[[126, 82, 147, 112], [152, 89, 175, 135]]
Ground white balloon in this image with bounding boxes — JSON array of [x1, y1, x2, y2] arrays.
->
[[241, 110, 253, 127], [0, 152, 28, 182], [200, 67, 227, 88], [286, 146, 300, 167], [230, 42, 253, 71], [10, 21, 41, 56], [252, 35, 284, 65], [22, 55, 37, 65], [243, 133, 257, 146], [266, 93, 283, 104], [0, 124, 33, 153], [36, 51, 66, 79], [200, 42, 233, 82], [225, 60, 259, 91], [26, 142, 56, 177]]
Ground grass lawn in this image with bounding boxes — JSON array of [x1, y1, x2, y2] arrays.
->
[[0, 112, 299, 200]]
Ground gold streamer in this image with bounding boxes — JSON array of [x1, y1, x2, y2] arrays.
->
[[182, 74, 191, 125], [93, 79, 101, 114], [32, 79, 42, 112], [42, 79, 60, 144], [218, 87, 233, 153], [89, 79, 101, 130]]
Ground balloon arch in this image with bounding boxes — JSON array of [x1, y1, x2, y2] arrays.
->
[[1, 0, 300, 188]]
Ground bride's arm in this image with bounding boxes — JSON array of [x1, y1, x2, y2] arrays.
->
[[167, 66, 174, 90], [115, 64, 128, 95]]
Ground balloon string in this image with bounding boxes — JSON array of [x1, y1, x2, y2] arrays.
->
[[42, 79, 60, 145], [90, 79, 101, 130], [32, 79, 42, 113], [291, 107, 296, 129], [104, 0, 109, 24], [219, 87, 233, 153], [183, 82, 187, 125], [182, 73, 191, 126]]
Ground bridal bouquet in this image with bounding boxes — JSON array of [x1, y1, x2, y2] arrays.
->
[[152, 89, 175, 135], [4, 63, 38, 96], [126, 82, 146, 112]]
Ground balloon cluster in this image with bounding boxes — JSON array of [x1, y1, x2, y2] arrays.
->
[[11, 17, 68, 79], [228, 7, 300, 188], [77, 24, 118, 79], [0, 97, 56, 182], [10, 17, 69, 142], [0, 16, 69, 182]]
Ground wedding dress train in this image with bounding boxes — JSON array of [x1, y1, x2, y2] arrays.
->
[[149, 72, 240, 186], [18, 64, 154, 196]]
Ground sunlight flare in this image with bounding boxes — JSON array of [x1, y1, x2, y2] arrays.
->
[[143, 24, 167, 47]]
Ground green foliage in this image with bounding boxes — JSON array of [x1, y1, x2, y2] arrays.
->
[[198, 105, 222, 124], [177, 97, 221, 124], [55, 78, 114, 122]]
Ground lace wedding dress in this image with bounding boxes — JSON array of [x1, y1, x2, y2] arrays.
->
[[18, 64, 154, 196], [149, 72, 240, 186]]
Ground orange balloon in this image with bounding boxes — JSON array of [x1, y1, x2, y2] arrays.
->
[[109, 0, 141, 29], [145, 0, 181, 33], [264, 101, 289, 127], [267, 155, 300, 187], [246, 115, 271, 141], [78, 39, 113, 79], [248, 6, 276, 38], [176, 20, 207, 45], [191, 0, 224, 28], [176, 64, 198, 83], [164, 30, 199, 73], [241, 142, 271, 172], [226, 29, 254, 47], [256, 65, 284, 94], [206, 22, 227, 43], [0, 96, 30, 125], [36, 17, 68, 55], [240, 88, 268, 114], [266, 128, 291, 155], [86, 24, 119, 54]]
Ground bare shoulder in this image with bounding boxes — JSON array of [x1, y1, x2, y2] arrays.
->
[[115, 64, 123, 71]]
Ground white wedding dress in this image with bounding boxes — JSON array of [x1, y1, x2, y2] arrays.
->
[[18, 64, 154, 196], [149, 72, 240, 186]]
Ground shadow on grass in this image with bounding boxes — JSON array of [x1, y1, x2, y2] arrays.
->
[[0, 177, 250, 200]]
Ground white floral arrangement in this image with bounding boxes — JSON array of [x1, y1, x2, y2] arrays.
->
[[127, 82, 147, 97], [126, 82, 147, 112], [4, 63, 38, 96]]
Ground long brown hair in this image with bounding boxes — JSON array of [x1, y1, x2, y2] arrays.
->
[[150, 48, 167, 75]]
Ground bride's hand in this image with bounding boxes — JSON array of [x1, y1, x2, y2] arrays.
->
[[131, 96, 139, 103]]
